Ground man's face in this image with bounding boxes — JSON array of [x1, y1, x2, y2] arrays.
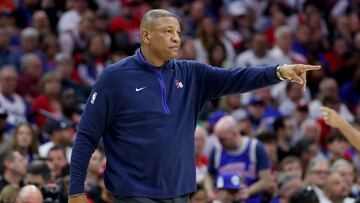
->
[[310, 162, 330, 188], [147, 17, 181, 62], [336, 164, 354, 189], [12, 152, 28, 176], [325, 173, 348, 199], [47, 150, 68, 178], [0, 69, 18, 95], [216, 129, 238, 150], [283, 161, 303, 178]]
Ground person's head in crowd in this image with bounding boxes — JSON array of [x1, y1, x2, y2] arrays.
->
[[78, 15, 96, 42], [6, 123, 39, 157], [251, 32, 269, 57], [295, 24, 311, 44], [257, 132, 278, 165], [16, 185, 43, 203], [332, 37, 348, 57], [305, 157, 330, 189], [220, 95, 243, 112], [0, 65, 18, 96], [231, 109, 253, 136], [208, 42, 227, 67], [277, 173, 303, 203], [280, 156, 303, 178], [189, 184, 207, 203], [0, 27, 10, 50], [292, 138, 318, 171], [294, 100, 309, 123], [0, 185, 19, 203], [289, 186, 319, 203], [318, 77, 339, 99], [55, 53, 73, 80], [70, 0, 88, 14], [196, 16, 219, 51], [87, 33, 108, 58], [20, 53, 43, 80], [26, 160, 51, 189], [46, 146, 68, 180], [45, 118, 74, 146], [331, 159, 355, 195], [87, 148, 103, 180], [253, 87, 273, 104], [323, 172, 348, 203], [95, 10, 109, 32], [273, 116, 296, 146], [274, 25, 293, 53], [214, 116, 241, 150], [285, 82, 303, 102], [38, 72, 61, 98], [61, 88, 80, 119], [326, 133, 348, 162], [247, 97, 265, 121], [300, 119, 320, 142], [32, 10, 51, 36], [194, 126, 207, 158], [41, 34, 59, 60], [178, 37, 197, 60], [20, 27, 40, 53], [322, 95, 341, 112], [189, 1, 205, 24], [0, 150, 28, 185]]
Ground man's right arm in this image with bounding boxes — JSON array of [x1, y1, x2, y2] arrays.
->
[[69, 70, 120, 201]]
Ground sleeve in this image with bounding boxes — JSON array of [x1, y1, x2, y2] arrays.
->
[[255, 141, 271, 172], [69, 70, 119, 195], [191, 61, 281, 102]]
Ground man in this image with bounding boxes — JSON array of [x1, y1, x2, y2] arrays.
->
[[69, 9, 320, 203], [205, 116, 274, 203], [323, 172, 356, 203], [304, 157, 330, 201], [26, 160, 51, 189], [16, 185, 43, 203], [46, 146, 69, 182], [39, 118, 74, 161], [0, 150, 27, 191], [0, 65, 27, 127]]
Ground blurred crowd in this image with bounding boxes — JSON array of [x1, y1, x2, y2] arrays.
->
[[0, 0, 359, 202]]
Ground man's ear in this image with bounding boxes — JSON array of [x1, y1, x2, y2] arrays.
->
[[141, 29, 151, 44]]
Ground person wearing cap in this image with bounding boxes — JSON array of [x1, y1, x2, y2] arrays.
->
[[205, 116, 275, 203], [39, 118, 74, 161], [69, 9, 320, 203]]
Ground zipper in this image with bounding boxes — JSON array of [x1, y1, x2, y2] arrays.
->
[[157, 70, 170, 114]]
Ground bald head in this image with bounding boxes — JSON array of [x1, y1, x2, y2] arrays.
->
[[17, 185, 43, 203], [140, 9, 178, 30], [214, 115, 239, 134]]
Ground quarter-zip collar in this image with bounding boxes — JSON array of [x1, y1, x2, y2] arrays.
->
[[136, 48, 173, 71]]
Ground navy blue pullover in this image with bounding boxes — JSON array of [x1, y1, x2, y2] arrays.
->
[[69, 49, 281, 198]]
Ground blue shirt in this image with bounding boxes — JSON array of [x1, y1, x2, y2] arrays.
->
[[69, 49, 280, 198]]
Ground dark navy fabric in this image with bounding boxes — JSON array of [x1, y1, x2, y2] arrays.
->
[[69, 49, 280, 198]]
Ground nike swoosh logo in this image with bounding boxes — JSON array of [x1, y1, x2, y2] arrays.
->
[[135, 87, 146, 92]]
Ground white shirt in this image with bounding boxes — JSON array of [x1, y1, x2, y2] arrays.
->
[[0, 92, 27, 126], [39, 141, 72, 162], [235, 50, 274, 67]]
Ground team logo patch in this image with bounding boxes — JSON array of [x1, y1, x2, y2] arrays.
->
[[175, 80, 183, 88], [90, 92, 97, 104]]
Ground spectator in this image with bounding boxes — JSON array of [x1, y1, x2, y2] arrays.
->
[[0, 65, 27, 127], [5, 123, 38, 163], [235, 32, 274, 67], [331, 159, 357, 198], [273, 117, 296, 162], [16, 185, 43, 203], [323, 172, 356, 203], [270, 173, 303, 203], [40, 34, 59, 71], [279, 156, 303, 178], [39, 118, 74, 160], [304, 157, 330, 200], [291, 138, 320, 172], [0, 28, 16, 67], [25, 160, 51, 189], [0, 185, 19, 203], [85, 148, 103, 192], [326, 133, 349, 163], [205, 116, 275, 202], [194, 126, 208, 184], [31, 72, 63, 128], [57, 0, 89, 34], [0, 150, 27, 191], [31, 10, 51, 37], [46, 146, 68, 182], [17, 53, 43, 104]]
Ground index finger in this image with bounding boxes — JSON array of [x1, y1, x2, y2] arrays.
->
[[302, 65, 322, 71]]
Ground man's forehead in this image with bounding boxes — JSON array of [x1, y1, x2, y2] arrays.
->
[[153, 17, 180, 28]]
